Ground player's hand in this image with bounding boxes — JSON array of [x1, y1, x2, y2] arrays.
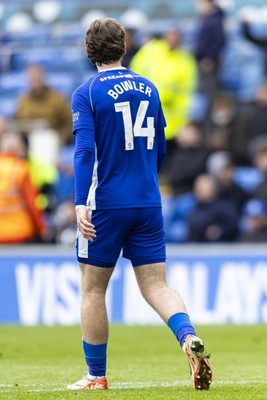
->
[[75, 206, 96, 241]]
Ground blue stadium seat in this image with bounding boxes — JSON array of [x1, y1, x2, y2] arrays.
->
[[11, 47, 90, 72], [52, 22, 84, 44], [233, 167, 264, 192], [220, 38, 265, 98], [189, 92, 208, 122], [246, 22, 267, 37], [162, 193, 196, 243], [7, 24, 52, 45], [168, 1, 195, 17], [0, 71, 26, 91], [0, 96, 18, 117], [172, 193, 196, 219], [220, 45, 241, 92], [46, 72, 78, 98]]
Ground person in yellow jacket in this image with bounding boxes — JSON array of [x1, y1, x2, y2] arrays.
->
[[0, 132, 47, 243], [130, 28, 197, 142]]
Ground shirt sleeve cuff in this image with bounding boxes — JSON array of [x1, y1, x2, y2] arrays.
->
[[75, 205, 87, 210]]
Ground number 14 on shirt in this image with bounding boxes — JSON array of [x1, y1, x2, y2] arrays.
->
[[115, 100, 155, 151]]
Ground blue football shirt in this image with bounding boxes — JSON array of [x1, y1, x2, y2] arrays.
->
[[72, 67, 166, 210]]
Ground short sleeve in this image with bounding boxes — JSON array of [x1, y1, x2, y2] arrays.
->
[[71, 84, 95, 134]]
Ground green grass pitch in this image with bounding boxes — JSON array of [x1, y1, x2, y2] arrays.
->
[[0, 325, 266, 399]]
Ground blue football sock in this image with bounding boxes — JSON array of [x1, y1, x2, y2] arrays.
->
[[168, 312, 196, 347], [82, 339, 107, 377]]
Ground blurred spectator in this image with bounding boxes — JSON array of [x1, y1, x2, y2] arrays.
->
[[227, 83, 267, 164], [187, 174, 239, 242], [0, 132, 47, 244], [248, 83, 267, 138], [49, 143, 75, 245], [15, 65, 73, 145], [241, 20, 267, 77], [238, 198, 267, 242], [53, 201, 76, 245], [19, 132, 58, 212], [0, 116, 9, 145], [205, 92, 255, 165], [159, 122, 210, 195], [194, 0, 226, 102], [250, 135, 267, 203], [53, 143, 74, 204], [207, 151, 249, 214], [205, 92, 236, 150], [130, 27, 197, 143], [122, 28, 140, 68]]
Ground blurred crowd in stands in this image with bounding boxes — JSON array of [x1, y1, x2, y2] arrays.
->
[[1, 0, 267, 245]]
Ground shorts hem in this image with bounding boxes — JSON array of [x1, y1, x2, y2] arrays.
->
[[77, 256, 116, 268], [125, 258, 166, 267]]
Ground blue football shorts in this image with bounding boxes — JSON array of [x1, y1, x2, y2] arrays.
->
[[76, 207, 166, 267]]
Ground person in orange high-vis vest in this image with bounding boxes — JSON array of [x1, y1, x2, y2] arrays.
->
[[0, 132, 46, 243]]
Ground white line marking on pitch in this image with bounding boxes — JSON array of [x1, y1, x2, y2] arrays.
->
[[0, 379, 266, 393]]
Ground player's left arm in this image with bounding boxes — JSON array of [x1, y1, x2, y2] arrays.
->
[[156, 102, 167, 173], [157, 127, 166, 173]]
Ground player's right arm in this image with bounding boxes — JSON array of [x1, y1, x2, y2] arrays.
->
[[72, 85, 96, 241]]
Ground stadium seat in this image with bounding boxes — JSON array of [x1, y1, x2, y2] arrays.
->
[[162, 193, 196, 243], [165, 220, 189, 243], [220, 39, 265, 98], [33, 1, 61, 24], [80, 9, 107, 30], [0, 95, 18, 117], [0, 71, 26, 91], [189, 92, 208, 122], [52, 22, 84, 44], [120, 8, 149, 30], [5, 12, 33, 34], [11, 47, 89, 72], [46, 72, 78, 97], [220, 44, 243, 92], [0, 3, 4, 20], [8, 24, 52, 45], [168, 0, 196, 17], [233, 167, 264, 192]]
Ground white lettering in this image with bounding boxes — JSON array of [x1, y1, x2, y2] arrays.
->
[[15, 263, 54, 325], [114, 84, 124, 95], [42, 266, 57, 324], [107, 81, 152, 99], [191, 263, 214, 324], [15, 262, 81, 325], [14, 258, 267, 326], [214, 263, 267, 324], [108, 89, 119, 100], [54, 264, 81, 325], [168, 262, 213, 324], [139, 82, 145, 93], [145, 86, 152, 97], [132, 81, 139, 92], [120, 80, 133, 91]]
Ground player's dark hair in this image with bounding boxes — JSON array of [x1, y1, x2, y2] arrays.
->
[[86, 18, 126, 66]]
